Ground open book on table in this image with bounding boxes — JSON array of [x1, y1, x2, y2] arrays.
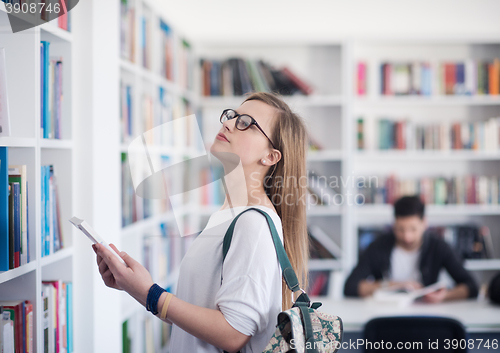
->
[[371, 281, 447, 307]]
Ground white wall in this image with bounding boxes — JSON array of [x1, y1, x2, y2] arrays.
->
[[156, 0, 500, 45]]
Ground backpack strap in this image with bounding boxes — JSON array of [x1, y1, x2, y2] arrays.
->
[[221, 207, 308, 302]]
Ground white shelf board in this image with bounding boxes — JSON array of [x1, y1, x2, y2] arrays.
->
[[40, 138, 74, 149], [40, 23, 72, 42], [354, 95, 500, 106], [307, 205, 343, 216], [0, 261, 37, 284], [465, 259, 500, 271], [355, 204, 500, 217], [355, 150, 500, 161], [0, 137, 36, 148], [40, 247, 74, 267], [309, 259, 342, 271]]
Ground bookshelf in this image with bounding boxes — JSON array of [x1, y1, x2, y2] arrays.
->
[[351, 39, 500, 290], [72, 1, 500, 351], [0, 3, 75, 353], [117, 0, 202, 351]]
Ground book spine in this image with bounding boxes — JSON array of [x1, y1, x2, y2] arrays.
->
[[12, 182, 20, 268], [0, 147, 8, 270]]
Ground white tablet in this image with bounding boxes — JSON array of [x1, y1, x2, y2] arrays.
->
[[69, 216, 126, 264]]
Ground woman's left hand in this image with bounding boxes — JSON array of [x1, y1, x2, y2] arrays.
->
[[93, 243, 154, 307]]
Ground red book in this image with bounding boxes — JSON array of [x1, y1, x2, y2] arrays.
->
[[384, 64, 392, 95], [282, 67, 313, 95], [489, 59, 499, 95], [357, 62, 366, 95], [445, 63, 456, 95], [309, 272, 328, 296], [25, 300, 33, 353], [452, 123, 462, 149]]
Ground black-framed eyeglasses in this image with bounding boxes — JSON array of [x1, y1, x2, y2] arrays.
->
[[220, 108, 278, 150]]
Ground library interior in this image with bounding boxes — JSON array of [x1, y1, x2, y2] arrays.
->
[[0, 0, 500, 352]]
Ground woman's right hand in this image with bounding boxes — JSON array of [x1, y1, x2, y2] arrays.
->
[[93, 243, 124, 291], [92, 243, 155, 307]]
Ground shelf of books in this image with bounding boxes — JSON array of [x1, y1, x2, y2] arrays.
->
[[0, 3, 75, 353], [119, 0, 202, 351], [352, 39, 500, 293]]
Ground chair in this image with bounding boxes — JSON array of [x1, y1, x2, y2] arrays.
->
[[362, 316, 467, 352]]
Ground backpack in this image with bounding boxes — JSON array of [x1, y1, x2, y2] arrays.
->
[[221, 207, 343, 353]]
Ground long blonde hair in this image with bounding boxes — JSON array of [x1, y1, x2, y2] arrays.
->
[[242, 92, 309, 311]]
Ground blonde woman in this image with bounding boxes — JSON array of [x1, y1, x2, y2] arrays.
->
[[93, 92, 310, 353]]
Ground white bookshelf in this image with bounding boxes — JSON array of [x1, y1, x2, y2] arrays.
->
[[61, 0, 500, 350], [116, 0, 202, 351], [350, 38, 500, 288], [0, 7, 75, 353]]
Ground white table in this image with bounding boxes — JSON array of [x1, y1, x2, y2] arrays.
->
[[309, 297, 500, 333]]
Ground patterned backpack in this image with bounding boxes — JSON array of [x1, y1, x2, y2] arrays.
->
[[222, 207, 343, 353]]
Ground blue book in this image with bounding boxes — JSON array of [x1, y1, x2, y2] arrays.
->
[[41, 165, 45, 256], [45, 165, 50, 255], [126, 86, 132, 136], [40, 42, 44, 137], [66, 282, 73, 353], [0, 147, 8, 270], [41, 41, 50, 139], [455, 63, 465, 94]]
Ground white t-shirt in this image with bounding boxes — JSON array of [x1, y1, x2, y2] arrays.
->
[[169, 205, 284, 353], [388, 246, 421, 283]]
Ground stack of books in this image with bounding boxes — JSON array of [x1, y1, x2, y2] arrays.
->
[[120, 0, 135, 62], [356, 116, 500, 151], [40, 41, 64, 139], [0, 300, 34, 353], [376, 59, 500, 96], [41, 280, 73, 353], [357, 174, 500, 205], [200, 58, 313, 96], [0, 148, 35, 270], [41, 165, 64, 257]]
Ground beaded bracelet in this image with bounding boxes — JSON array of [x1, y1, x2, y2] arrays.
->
[[146, 283, 166, 315]]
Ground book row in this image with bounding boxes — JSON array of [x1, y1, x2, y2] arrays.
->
[[0, 149, 65, 271], [359, 223, 495, 260], [121, 152, 170, 227], [200, 58, 313, 97], [357, 59, 500, 96], [119, 83, 198, 147], [356, 116, 500, 151], [122, 313, 170, 353], [120, 0, 194, 91], [357, 174, 500, 205], [308, 224, 342, 260], [41, 164, 64, 257], [40, 41, 64, 139], [0, 148, 30, 271], [0, 300, 33, 353], [42, 280, 73, 353]]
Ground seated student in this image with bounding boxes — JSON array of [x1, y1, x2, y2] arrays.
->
[[344, 195, 478, 302]]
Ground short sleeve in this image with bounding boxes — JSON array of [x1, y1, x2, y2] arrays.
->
[[215, 210, 282, 337]]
